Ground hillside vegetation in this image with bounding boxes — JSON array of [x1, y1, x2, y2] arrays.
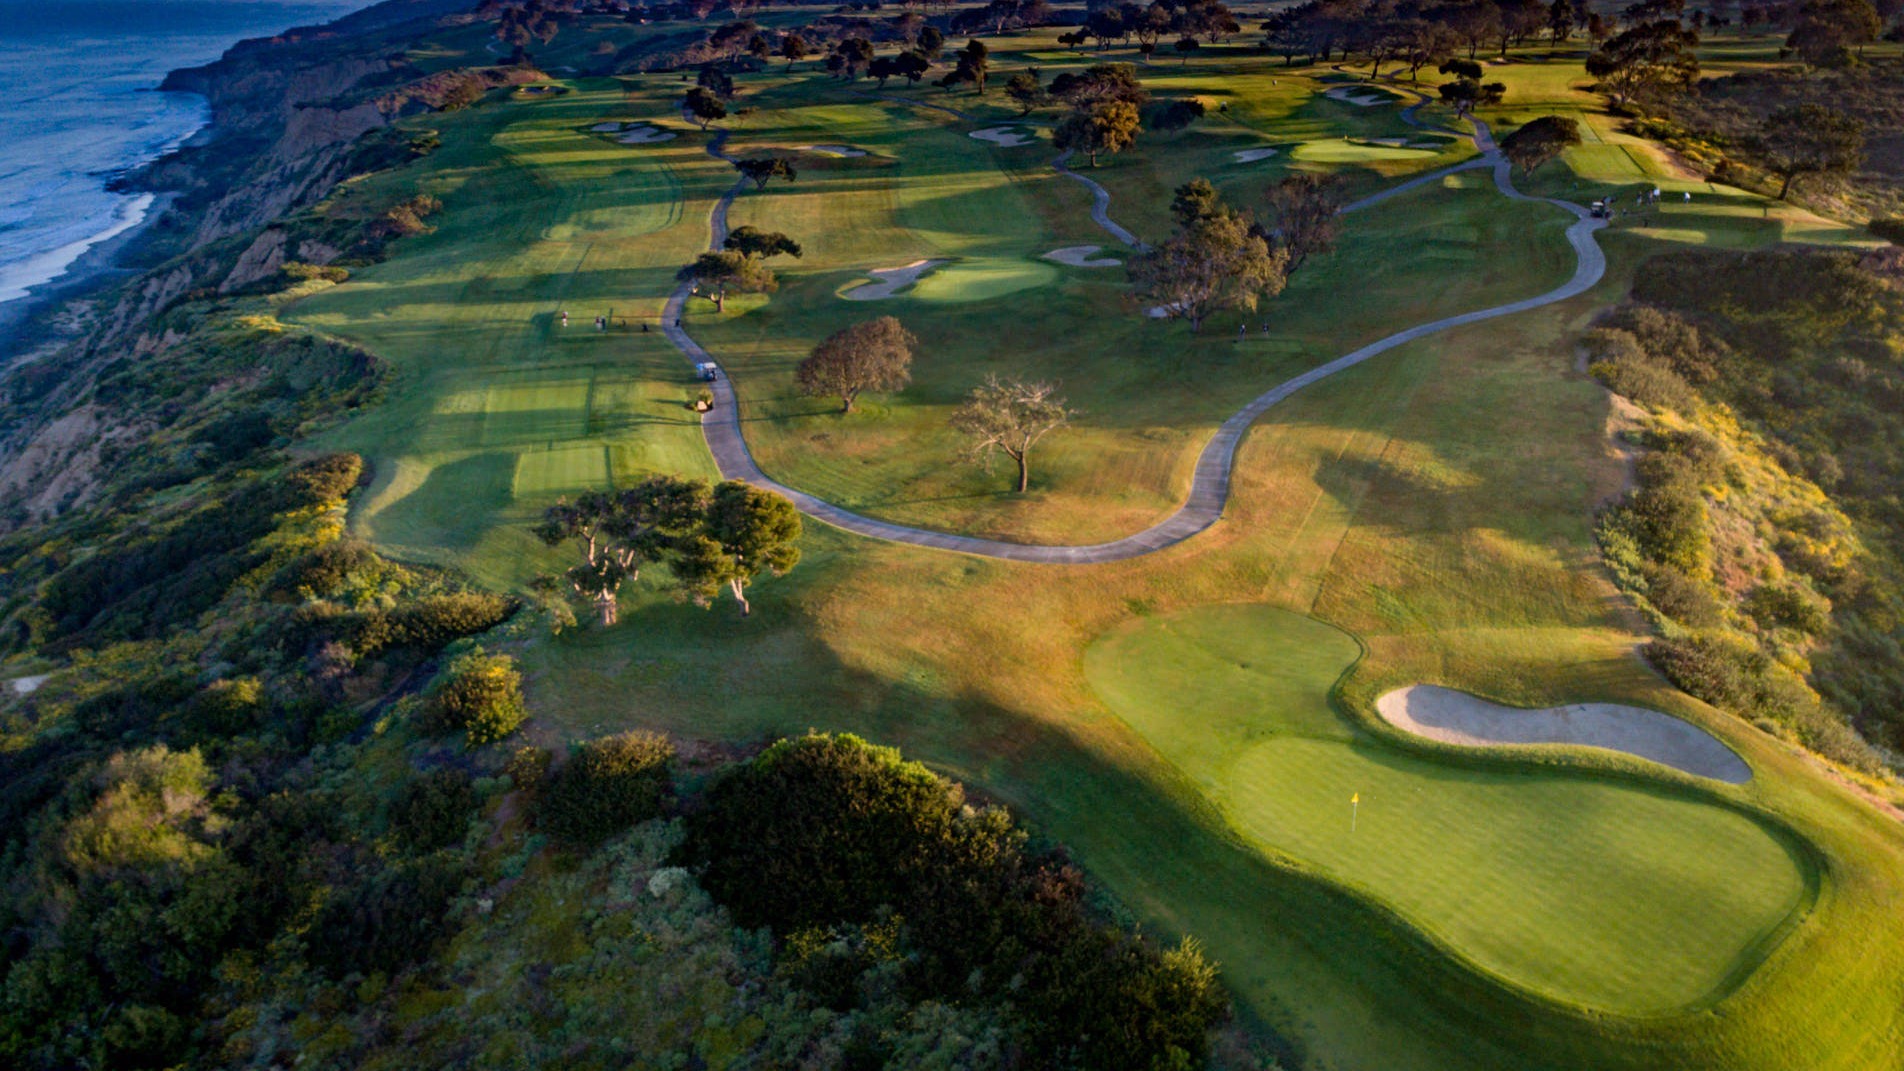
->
[[1590, 246, 1904, 773]]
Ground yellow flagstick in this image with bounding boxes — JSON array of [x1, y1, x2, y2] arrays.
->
[[1351, 792, 1359, 833]]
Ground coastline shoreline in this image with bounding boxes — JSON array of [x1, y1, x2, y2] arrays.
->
[[0, 191, 179, 363], [0, 1, 366, 362]]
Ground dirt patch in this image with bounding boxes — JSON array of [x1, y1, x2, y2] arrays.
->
[[971, 126, 1033, 147], [1232, 147, 1281, 163], [1376, 685, 1752, 783], [841, 259, 945, 301], [1042, 245, 1122, 267]]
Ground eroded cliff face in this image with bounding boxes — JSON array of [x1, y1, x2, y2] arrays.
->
[[0, 0, 480, 524]]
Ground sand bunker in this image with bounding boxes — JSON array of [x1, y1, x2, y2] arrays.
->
[[1043, 245, 1122, 268], [1376, 685, 1751, 783], [1362, 137, 1410, 146], [589, 121, 626, 132], [971, 126, 1034, 147], [841, 259, 945, 301], [616, 125, 677, 144], [1232, 147, 1281, 163], [8, 675, 46, 696], [1324, 85, 1394, 107], [801, 144, 868, 156]]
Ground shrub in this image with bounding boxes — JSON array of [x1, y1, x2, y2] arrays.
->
[[306, 850, 468, 977], [279, 453, 364, 508], [1868, 217, 1904, 244], [536, 731, 675, 846], [681, 732, 1012, 932], [1590, 355, 1695, 411], [334, 592, 516, 656], [391, 767, 478, 851], [192, 409, 278, 462], [282, 261, 350, 284], [1642, 562, 1724, 626], [181, 677, 266, 737], [1622, 465, 1710, 573], [679, 733, 1229, 1070], [1645, 632, 1760, 713], [270, 539, 382, 601], [1600, 305, 1724, 384], [421, 650, 526, 746], [1743, 581, 1831, 635]]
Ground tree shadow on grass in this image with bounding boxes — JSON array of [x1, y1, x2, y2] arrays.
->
[[529, 604, 1708, 1070]]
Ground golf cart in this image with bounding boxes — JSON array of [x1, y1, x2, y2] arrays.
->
[[1590, 200, 1608, 219], [695, 362, 720, 382]]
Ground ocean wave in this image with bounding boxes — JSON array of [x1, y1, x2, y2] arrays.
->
[[0, 193, 155, 305]]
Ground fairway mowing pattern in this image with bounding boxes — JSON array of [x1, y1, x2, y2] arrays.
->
[[513, 443, 611, 497], [672, 107, 1610, 561], [1083, 604, 1814, 1014]]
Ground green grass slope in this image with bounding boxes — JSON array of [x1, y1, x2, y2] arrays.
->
[[1085, 603, 1812, 1014]]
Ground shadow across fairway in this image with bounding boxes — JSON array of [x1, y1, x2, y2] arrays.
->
[[1085, 602, 1821, 1016]]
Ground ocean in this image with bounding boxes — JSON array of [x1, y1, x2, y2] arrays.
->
[[0, 0, 367, 307]]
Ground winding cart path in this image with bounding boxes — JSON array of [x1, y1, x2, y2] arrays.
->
[[659, 108, 1606, 563]]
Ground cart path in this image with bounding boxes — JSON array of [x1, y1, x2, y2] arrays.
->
[[1052, 150, 1148, 250], [661, 113, 1606, 563]]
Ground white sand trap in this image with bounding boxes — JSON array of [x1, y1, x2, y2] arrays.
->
[[802, 144, 868, 156], [1323, 85, 1393, 107], [590, 121, 626, 132], [971, 126, 1034, 147], [1232, 147, 1281, 163], [8, 675, 47, 696], [1376, 685, 1751, 783], [1043, 245, 1122, 267], [842, 259, 945, 301], [616, 126, 677, 144], [1363, 137, 1410, 147]]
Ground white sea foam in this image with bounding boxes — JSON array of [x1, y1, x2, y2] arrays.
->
[[0, 193, 155, 304], [0, 0, 358, 309]]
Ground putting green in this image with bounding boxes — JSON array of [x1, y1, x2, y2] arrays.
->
[[1084, 603, 1813, 1014], [906, 258, 1061, 304]]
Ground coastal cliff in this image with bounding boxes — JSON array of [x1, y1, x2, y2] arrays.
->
[[0, 0, 503, 523]]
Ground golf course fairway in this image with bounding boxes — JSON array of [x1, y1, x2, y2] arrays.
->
[[1083, 603, 1815, 1014]]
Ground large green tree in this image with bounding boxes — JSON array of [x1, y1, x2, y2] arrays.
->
[[533, 478, 708, 625], [683, 86, 726, 129], [1585, 20, 1700, 107], [733, 156, 796, 190], [1053, 100, 1141, 166], [1130, 208, 1289, 332], [1005, 69, 1047, 114], [1499, 115, 1584, 175], [722, 225, 802, 260], [1753, 104, 1865, 199], [675, 482, 802, 617], [779, 32, 809, 67], [1260, 172, 1344, 273], [796, 316, 918, 413], [676, 250, 776, 312], [1785, 0, 1882, 65]]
